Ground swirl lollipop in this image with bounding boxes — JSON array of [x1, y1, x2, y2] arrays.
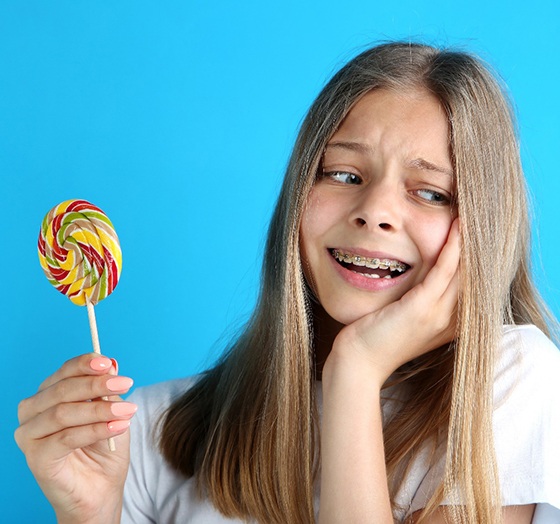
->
[[38, 199, 122, 450], [38, 199, 121, 307]]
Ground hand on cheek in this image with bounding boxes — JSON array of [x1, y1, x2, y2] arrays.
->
[[329, 218, 461, 385]]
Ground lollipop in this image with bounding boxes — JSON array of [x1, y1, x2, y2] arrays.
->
[[38, 199, 121, 307], [38, 199, 122, 450]]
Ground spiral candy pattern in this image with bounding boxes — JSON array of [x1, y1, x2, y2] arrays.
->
[[38, 199, 122, 306]]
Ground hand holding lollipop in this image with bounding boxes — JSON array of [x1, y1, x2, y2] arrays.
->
[[38, 198, 123, 449]]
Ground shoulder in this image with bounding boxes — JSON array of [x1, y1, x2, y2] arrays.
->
[[400, 325, 560, 520], [124, 375, 201, 484], [498, 324, 560, 372], [126, 375, 200, 423], [123, 375, 248, 523], [128, 374, 201, 406], [494, 325, 560, 409], [122, 376, 201, 523], [492, 325, 560, 512]]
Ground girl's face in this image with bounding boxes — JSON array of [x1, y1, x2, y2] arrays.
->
[[300, 88, 456, 326]]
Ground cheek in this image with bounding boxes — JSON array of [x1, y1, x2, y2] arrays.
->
[[300, 189, 334, 293], [300, 189, 327, 252], [299, 215, 318, 296], [299, 198, 318, 272], [299, 207, 314, 263]]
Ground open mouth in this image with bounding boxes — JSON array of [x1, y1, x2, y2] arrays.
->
[[331, 249, 410, 279]]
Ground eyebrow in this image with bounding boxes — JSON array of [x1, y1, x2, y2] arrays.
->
[[326, 140, 454, 178], [326, 141, 375, 155], [408, 158, 454, 178]]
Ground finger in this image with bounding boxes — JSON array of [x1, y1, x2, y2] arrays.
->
[[434, 220, 461, 318], [421, 233, 461, 335], [39, 353, 118, 392], [392, 220, 460, 348], [439, 259, 460, 310], [434, 268, 460, 343], [19, 400, 138, 442], [18, 419, 132, 467], [417, 218, 461, 298], [18, 374, 133, 425]]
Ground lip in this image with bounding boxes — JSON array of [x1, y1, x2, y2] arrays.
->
[[327, 247, 413, 291]]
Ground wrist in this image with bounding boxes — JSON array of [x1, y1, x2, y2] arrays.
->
[[324, 336, 387, 392], [57, 513, 120, 524], [56, 499, 122, 524], [322, 350, 386, 400]]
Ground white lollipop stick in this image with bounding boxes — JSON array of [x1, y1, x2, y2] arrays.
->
[[86, 297, 116, 452]]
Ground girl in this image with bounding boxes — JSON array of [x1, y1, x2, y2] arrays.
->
[[16, 42, 560, 523]]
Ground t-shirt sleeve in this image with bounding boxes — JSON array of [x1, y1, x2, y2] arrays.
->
[[404, 325, 560, 521], [491, 325, 560, 520]]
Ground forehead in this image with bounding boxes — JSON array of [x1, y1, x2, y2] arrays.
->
[[328, 88, 451, 163]]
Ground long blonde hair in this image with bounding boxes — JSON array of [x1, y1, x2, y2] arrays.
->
[[159, 42, 552, 523]]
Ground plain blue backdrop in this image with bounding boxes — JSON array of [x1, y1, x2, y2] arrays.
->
[[3, 1, 559, 521]]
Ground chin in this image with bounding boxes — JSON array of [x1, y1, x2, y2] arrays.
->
[[321, 300, 386, 327]]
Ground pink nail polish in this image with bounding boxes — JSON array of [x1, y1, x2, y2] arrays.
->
[[110, 402, 138, 417], [106, 376, 134, 392], [90, 356, 112, 371], [108, 419, 131, 432]]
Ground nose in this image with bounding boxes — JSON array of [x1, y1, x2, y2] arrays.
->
[[350, 179, 402, 232]]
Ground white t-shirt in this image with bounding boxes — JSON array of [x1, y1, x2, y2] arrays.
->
[[123, 325, 560, 523]]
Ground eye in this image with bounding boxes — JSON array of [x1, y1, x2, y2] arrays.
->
[[322, 171, 362, 185], [413, 188, 451, 206]]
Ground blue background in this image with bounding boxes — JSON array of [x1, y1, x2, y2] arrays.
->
[[2, 1, 559, 521]]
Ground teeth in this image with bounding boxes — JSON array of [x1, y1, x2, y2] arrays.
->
[[365, 258, 380, 269], [353, 271, 380, 279], [333, 250, 407, 273], [353, 255, 366, 267]]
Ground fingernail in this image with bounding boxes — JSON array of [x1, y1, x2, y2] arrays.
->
[[110, 358, 118, 375], [106, 376, 134, 392], [110, 402, 138, 417], [108, 419, 131, 432], [90, 356, 112, 371]]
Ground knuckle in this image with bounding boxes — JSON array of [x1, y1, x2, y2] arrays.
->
[[442, 266, 455, 281], [51, 403, 70, 426], [59, 427, 81, 449], [63, 355, 75, 367], [60, 422, 107, 450], [88, 375, 105, 397], [52, 380, 69, 403], [17, 397, 31, 423], [13, 426, 26, 451], [435, 315, 453, 335], [95, 421, 109, 439], [15, 432, 42, 470], [434, 319, 448, 333], [94, 400, 109, 421]]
